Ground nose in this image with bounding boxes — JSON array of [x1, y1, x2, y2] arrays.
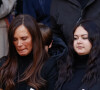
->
[[17, 40, 23, 46], [77, 38, 82, 44]]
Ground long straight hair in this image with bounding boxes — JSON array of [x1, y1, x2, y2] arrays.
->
[[55, 20, 100, 90], [0, 15, 48, 90]]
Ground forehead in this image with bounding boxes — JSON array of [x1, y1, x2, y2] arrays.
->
[[74, 26, 88, 35], [14, 25, 31, 37]]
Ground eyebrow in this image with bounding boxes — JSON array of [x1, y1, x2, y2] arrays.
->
[[74, 34, 88, 36]]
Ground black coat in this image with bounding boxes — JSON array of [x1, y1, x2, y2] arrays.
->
[[50, 0, 100, 44]]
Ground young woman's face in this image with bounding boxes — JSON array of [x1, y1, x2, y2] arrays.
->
[[73, 26, 92, 55], [13, 25, 32, 56]]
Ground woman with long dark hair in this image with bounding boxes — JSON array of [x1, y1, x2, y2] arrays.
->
[[55, 20, 100, 90], [0, 14, 48, 90]]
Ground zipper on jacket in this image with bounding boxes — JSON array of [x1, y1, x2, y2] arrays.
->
[[76, 0, 90, 24], [76, 9, 83, 24], [76, 17, 82, 24], [76, 8, 85, 24]]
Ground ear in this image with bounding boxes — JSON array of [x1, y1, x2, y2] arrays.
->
[[48, 40, 53, 49]]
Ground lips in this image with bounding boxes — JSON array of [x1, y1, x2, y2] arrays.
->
[[77, 46, 83, 49], [17, 48, 27, 52]]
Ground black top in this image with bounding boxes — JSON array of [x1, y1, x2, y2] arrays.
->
[[0, 52, 58, 90], [61, 54, 88, 90], [15, 52, 33, 90], [0, 53, 34, 90], [61, 54, 100, 90], [0, 52, 34, 90]]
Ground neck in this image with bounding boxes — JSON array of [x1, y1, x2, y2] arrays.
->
[[73, 53, 89, 68]]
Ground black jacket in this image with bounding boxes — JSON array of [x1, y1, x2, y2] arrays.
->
[[50, 0, 100, 44]]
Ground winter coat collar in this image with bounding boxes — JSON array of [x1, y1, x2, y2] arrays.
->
[[68, 0, 95, 7]]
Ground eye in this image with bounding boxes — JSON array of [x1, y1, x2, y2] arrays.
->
[[82, 37, 88, 39], [22, 37, 27, 40], [74, 38, 77, 40], [13, 38, 17, 41], [74, 36, 78, 40]]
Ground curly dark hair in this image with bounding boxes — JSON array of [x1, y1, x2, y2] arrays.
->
[[55, 20, 100, 90]]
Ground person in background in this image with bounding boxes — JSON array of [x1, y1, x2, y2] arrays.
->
[[55, 20, 100, 90], [0, 0, 16, 18], [15, 0, 23, 16], [38, 23, 53, 52], [38, 23, 68, 90], [0, 0, 16, 58], [23, 0, 51, 26], [38, 23, 57, 90]]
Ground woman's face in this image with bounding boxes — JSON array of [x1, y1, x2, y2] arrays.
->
[[13, 25, 32, 56], [73, 26, 92, 55]]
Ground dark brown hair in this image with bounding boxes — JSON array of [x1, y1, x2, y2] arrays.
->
[[38, 23, 53, 46], [0, 15, 48, 90]]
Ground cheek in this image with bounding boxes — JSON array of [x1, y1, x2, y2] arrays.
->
[[86, 43, 92, 51], [84, 41, 92, 53], [13, 42, 18, 48], [73, 41, 76, 49], [26, 40, 33, 50], [73, 42, 77, 53], [85, 41, 92, 48]]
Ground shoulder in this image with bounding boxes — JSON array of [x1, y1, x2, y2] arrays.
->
[[41, 57, 58, 90], [79, 77, 100, 90], [41, 40, 68, 76], [0, 56, 7, 67], [51, 0, 65, 7], [42, 56, 57, 72], [41, 56, 58, 78], [88, 78, 100, 90], [92, 76, 100, 89]]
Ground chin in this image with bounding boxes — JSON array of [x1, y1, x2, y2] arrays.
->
[[19, 53, 29, 56], [77, 52, 86, 55], [17, 50, 32, 56]]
